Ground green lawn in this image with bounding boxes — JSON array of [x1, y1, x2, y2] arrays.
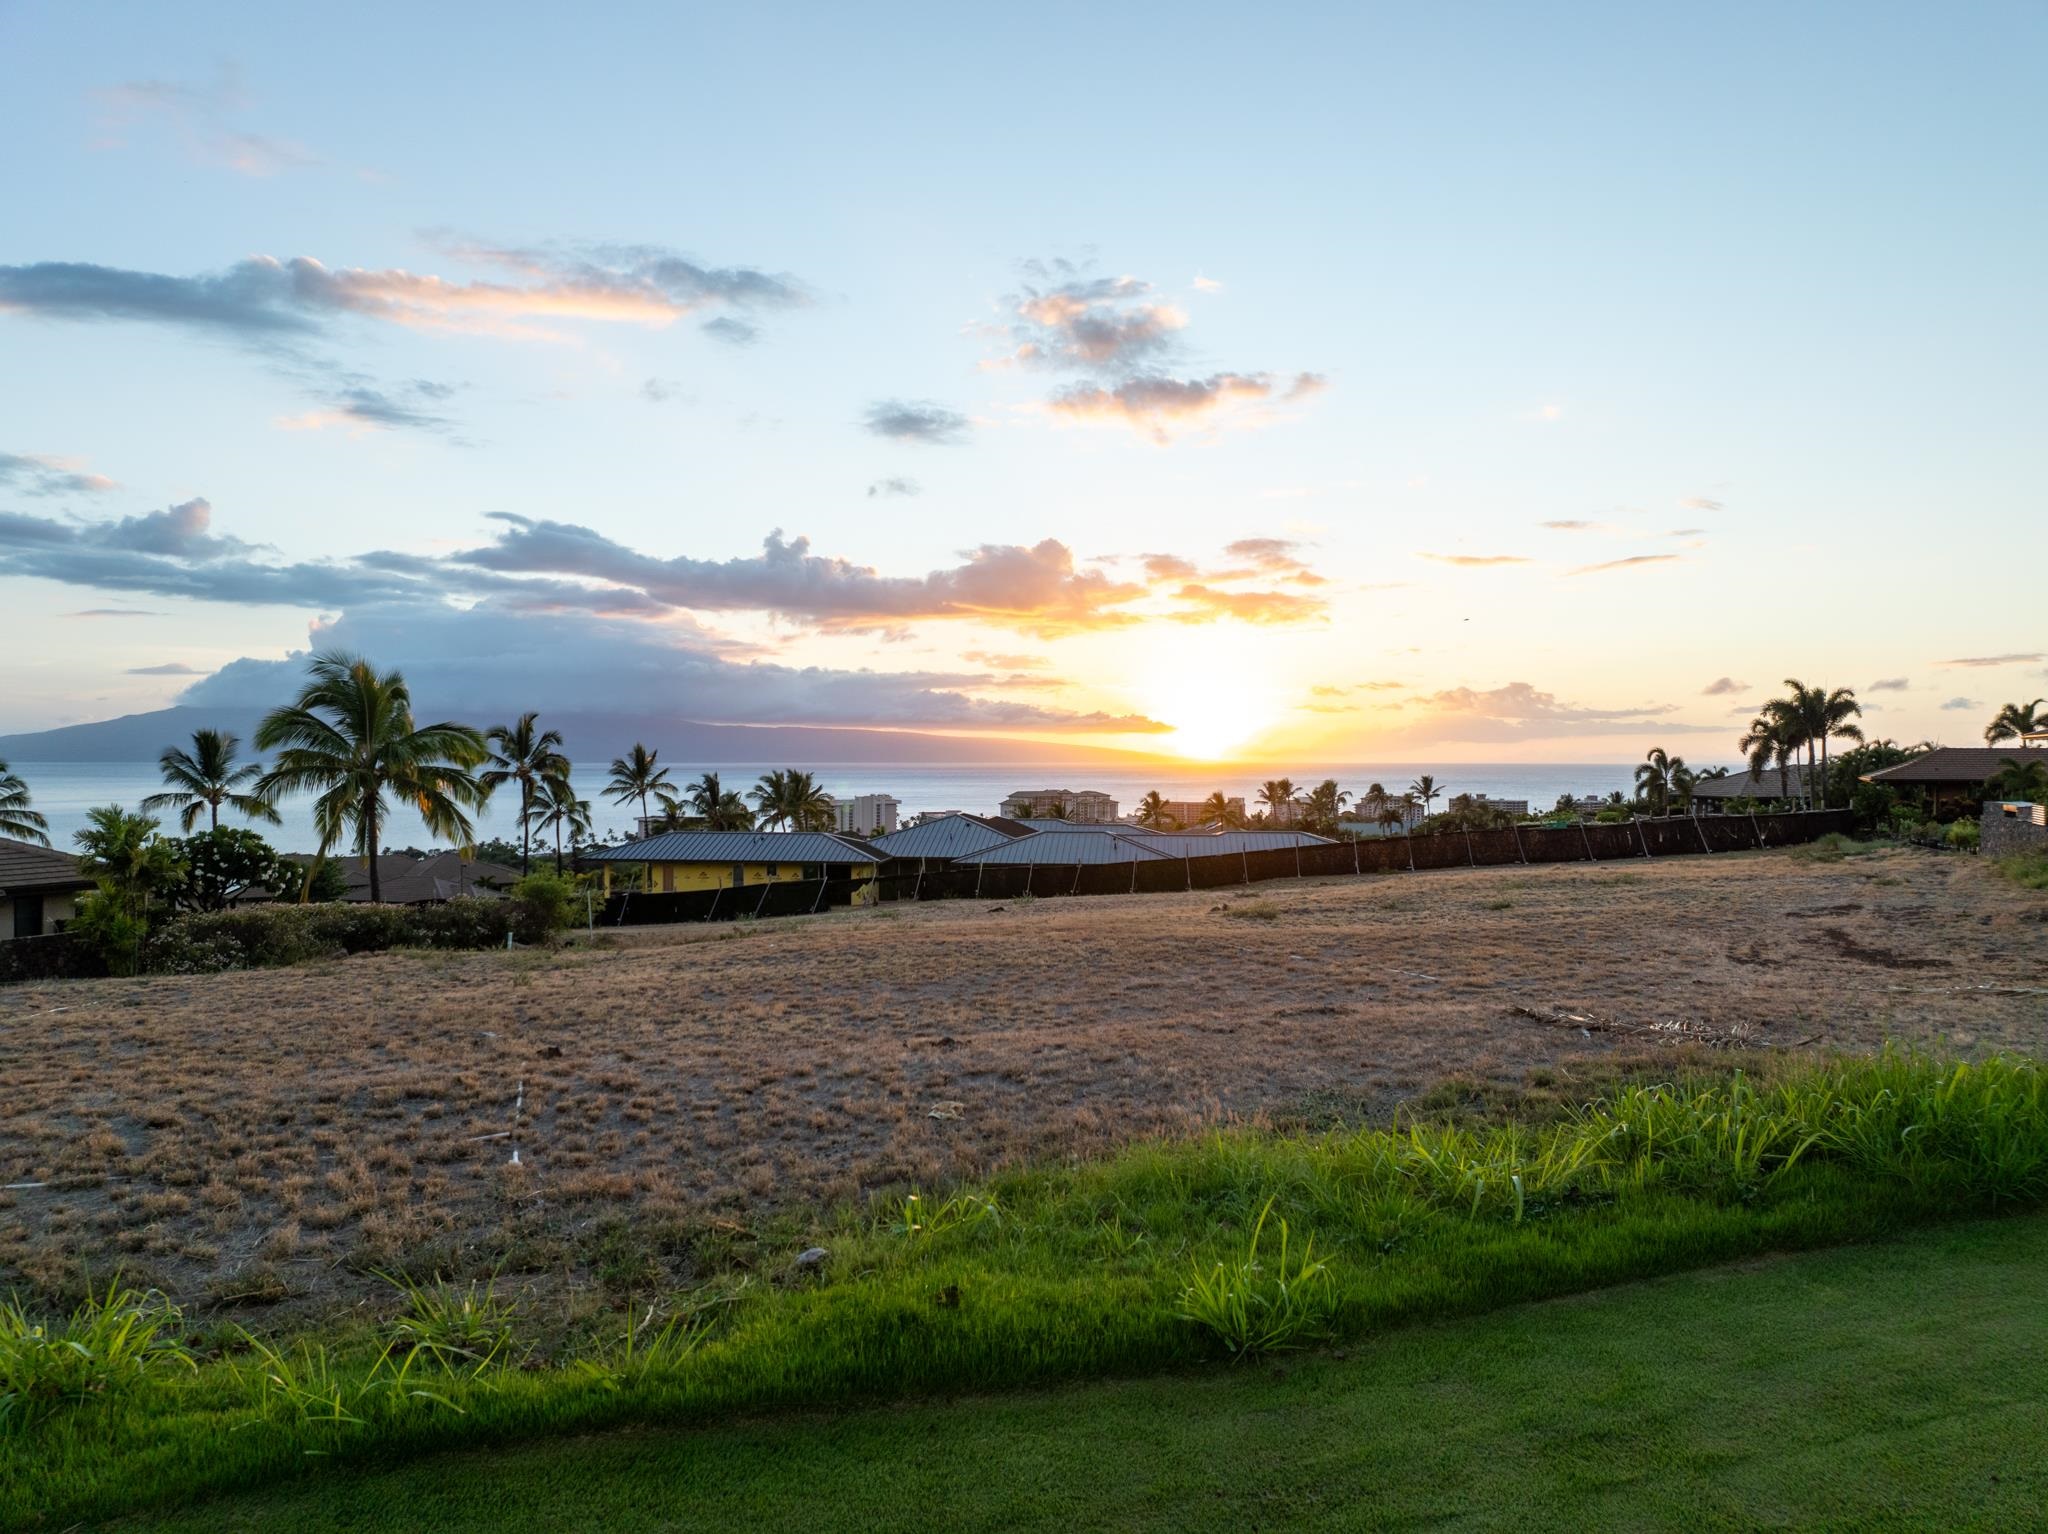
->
[[136, 1214, 2048, 1533]]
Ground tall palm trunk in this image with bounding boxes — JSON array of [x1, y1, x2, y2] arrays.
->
[[519, 780, 532, 874], [554, 819, 564, 874], [365, 792, 382, 903]]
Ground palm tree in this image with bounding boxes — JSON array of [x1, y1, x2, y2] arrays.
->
[[1634, 748, 1692, 816], [750, 768, 834, 831], [481, 713, 569, 874], [528, 773, 593, 873], [254, 652, 489, 904], [1198, 791, 1243, 829], [1986, 699, 2047, 747], [1301, 779, 1351, 834], [1406, 774, 1442, 818], [73, 806, 185, 921], [0, 760, 49, 845], [1039, 798, 1070, 821], [1134, 790, 1176, 830], [1257, 777, 1298, 826], [1987, 756, 2048, 804], [141, 728, 280, 833], [1381, 792, 1418, 835], [1739, 712, 1802, 806], [1765, 680, 1862, 808], [685, 772, 755, 831], [605, 743, 673, 836]]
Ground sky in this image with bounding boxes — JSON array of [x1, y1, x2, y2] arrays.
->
[[2, 1, 2044, 765]]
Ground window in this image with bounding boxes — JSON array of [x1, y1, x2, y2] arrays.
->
[[801, 863, 823, 881]]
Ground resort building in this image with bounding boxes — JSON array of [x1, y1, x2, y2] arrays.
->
[[827, 793, 901, 836], [998, 788, 1119, 823], [588, 829, 878, 894], [1465, 794, 1530, 818], [1133, 796, 1246, 828], [0, 838, 94, 938]]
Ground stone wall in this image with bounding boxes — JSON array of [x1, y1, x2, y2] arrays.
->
[[1981, 801, 2048, 858]]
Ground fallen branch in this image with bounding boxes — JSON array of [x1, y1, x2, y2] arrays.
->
[[1507, 1004, 1790, 1049]]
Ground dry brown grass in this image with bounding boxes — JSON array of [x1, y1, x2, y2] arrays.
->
[[2, 844, 2042, 1317]]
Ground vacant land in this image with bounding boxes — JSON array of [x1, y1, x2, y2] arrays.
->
[[136, 1214, 2048, 1532], [3, 844, 2042, 1312]]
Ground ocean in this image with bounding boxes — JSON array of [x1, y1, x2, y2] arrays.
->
[[9, 760, 1646, 854]]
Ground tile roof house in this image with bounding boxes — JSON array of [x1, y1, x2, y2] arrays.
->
[[0, 837, 95, 938], [1688, 764, 1820, 804], [306, 851, 525, 905]]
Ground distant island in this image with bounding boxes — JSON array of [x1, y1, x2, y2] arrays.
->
[[0, 705, 1164, 766]]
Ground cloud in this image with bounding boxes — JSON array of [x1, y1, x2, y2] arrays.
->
[[1701, 677, 1748, 696], [863, 400, 970, 445], [641, 378, 691, 405], [1940, 697, 1980, 711], [1667, 528, 1706, 538], [174, 602, 1167, 735], [1540, 519, 1601, 531], [126, 662, 204, 675], [1531, 404, 1564, 422], [1392, 681, 1718, 743], [1937, 653, 2043, 668], [1169, 584, 1325, 625], [866, 477, 921, 498], [92, 70, 318, 178], [700, 315, 760, 346], [0, 451, 117, 497], [1419, 552, 1529, 567], [1140, 553, 1200, 580], [1047, 371, 1314, 442], [1567, 554, 1680, 576], [1222, 537, 1312, 572], [0, 242, 805, 343], [64, 607, 162, 618], [1869, 677, 1909, 692], [962, 651, 1049, 670], [1680, 497, 1723, 511], [1005, 270, 1186, 372], [275, 380, 457, 435], [1191, 275, 1224, 293]]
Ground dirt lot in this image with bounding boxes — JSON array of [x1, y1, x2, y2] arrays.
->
[[2, 844, 2043, 1316]]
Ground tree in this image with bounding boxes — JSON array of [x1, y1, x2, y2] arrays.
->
[[1634, 748, 1693, 816], [1406, 775, 1442, 817], [1739, 712, 1802, 805], [1986, 699, 2047, 747], [1198, 791, 1245, 829], [604, 744, 673, 837], [74, 806, 186, 922], [1764, 680, 1862, 808], [0, 759, 48, 845], [481, 713, 569, 874], [1135, 790, 1177, 830], [1300, 779, 1351, 835], [254, 652, 489, 904], [1040, 799, 1070, 821], [750, 768, 834, 831], [175, 827, 288, 912], [527, 773, 593, 873], [684, 772, 755, 831], [1381, 792, 1417, 835], [140, 729, 279, 833], [1987, 756, 2048, 805], [1257, 778, 1298, 826]]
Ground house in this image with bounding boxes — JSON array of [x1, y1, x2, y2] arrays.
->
[[294, 851, 525, 905], [1862, 748, 2041, 816], [1688, 763, 1821, 808], [0, 838, 95, 938], [998, 788, 1120, 823], [586, 829, 877, 894], [827, 793, 901, 836], [951, 830, 1172, 866]]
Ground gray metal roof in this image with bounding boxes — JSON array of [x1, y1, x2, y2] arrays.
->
[[1124, 830, 1336, 854], [588, 830, 876, 864], [1010, 818, 1126, 834], [950, 831, 1170, 865], [869, 815, 1022, 860]]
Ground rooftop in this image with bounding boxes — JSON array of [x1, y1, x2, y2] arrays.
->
[[1864, 747, 2043, 785], [868, 814, 1028, 860], [588, 829, 877, 865], [0, 837, 91, 896], [1689, 764, 1820, 799], [950, 831, 1172, 865]]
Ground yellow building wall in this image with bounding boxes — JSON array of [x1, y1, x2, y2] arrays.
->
[[609, 861, 877, 894]]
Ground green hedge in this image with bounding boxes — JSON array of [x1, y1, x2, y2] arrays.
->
[[145, 889, 566, 974]]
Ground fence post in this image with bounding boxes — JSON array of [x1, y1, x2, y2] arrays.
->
[[975, 861, 985, 898], [1241, 847, 1250, 885], [1464, 830, 1475, 867], [1637, 820, 1652, 858], [1695, 818, 1712, 854], [1405, 834, 1415, 873], [1352, 838, 1361, 876], [1579, 822, 1594, 861], [1749, 812, 1764, 849], [706, 885, 723, 922], [1295, 843, 1302, 879], [810, 875, 828, 914], [1511, 824, 1527, 864], [755, 880, 772, 918], [1071, 862, 1083, 896], [1129, 860, 1138, 895], [1185, 852, 1192, 891]]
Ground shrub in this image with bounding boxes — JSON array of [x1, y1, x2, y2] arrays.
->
[[409, 898, 511, 950], [67, 885, 147, 977], [0, 1283, 192, 1428], [1994, 851, 2048, 891], [506, 873, 578, 945], [1946, 819, 1981, 852]]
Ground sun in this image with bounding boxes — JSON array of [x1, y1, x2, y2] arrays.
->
[[1134, 632, 1285, 760]]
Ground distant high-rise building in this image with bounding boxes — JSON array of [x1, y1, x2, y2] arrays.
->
[[998, 788, 1119, 823], [828, 793, 901, 835]]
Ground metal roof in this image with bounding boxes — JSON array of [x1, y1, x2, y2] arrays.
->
[[0, 836, 91, 895], [1124, 830, 1336, 854], [949, 831, 1171, 865], [587, 830, 876, 864], [869, 814, 1023, 860], [1010, 818, 1126, 834]]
